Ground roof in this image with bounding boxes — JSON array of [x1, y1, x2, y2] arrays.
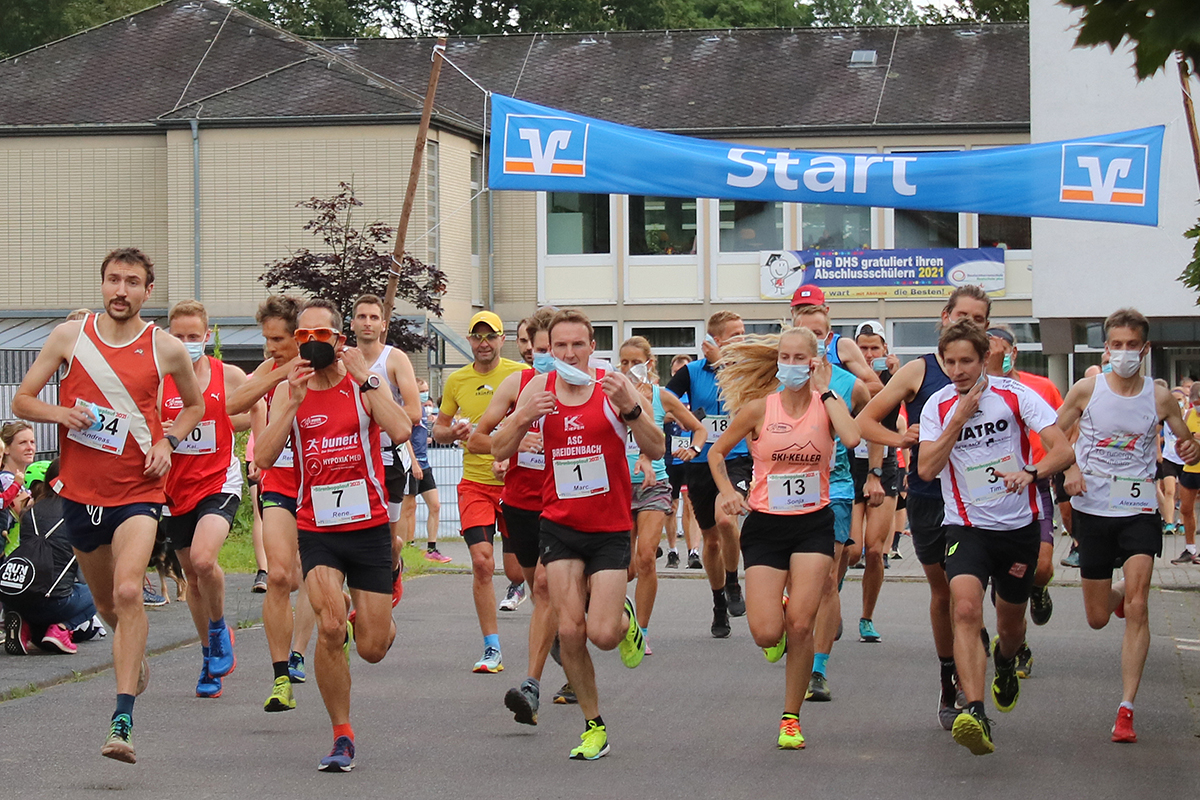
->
[[0, 0, 1029, 137]]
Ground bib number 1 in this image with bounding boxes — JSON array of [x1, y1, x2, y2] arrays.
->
[[552, 455, 609, 500]]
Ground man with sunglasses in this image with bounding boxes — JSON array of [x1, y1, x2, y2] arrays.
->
[[255, 298, 411, 772], [432, 311, 526, 672]]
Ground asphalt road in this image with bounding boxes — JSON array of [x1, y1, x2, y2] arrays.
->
[[2, 573, 1199, 799]]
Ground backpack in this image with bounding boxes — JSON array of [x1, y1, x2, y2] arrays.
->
[[0, 495, 74, 600]]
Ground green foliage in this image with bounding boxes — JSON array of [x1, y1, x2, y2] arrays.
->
[[231, 0, 408, 38], [0, 0, 155, 58], [1060, 0, 1200, 79], [919, 0, 1028, 24], [1180, 217, 1200, 304], [809, 0, 920, 26]]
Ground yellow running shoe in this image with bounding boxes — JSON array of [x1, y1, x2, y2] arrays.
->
[[777, 715, 805, 750], [344, 618, 354, 664], [264, 675, 295, 712], [568, 720, 610, 760], [617, 597, 645, 669], [952, 709, 995, 755], [763, 633, 787, 663]]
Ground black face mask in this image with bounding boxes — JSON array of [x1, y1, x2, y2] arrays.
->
[[300, 340, 336, 370]]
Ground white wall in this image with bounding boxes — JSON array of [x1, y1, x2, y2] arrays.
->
[[1030, 0, 1200, 319]]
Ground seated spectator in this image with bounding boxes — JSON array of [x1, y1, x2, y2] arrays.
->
[[0, 421, 36, 557]]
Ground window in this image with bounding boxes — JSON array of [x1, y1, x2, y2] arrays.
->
[[890, 319, 941, 351], [547, 192, 610, 255], [894, 209, 958, 249], [628, 196, 697, 256], [591, 324, 615, 365], [628, 325, 699, 379], [718, 200, 783, 252], [801, 204, 872, 250], [426, 141, 439, 266], [978, 215, 1030, 250]]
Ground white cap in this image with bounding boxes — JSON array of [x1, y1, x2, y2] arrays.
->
[[855, 320, 885, 339]]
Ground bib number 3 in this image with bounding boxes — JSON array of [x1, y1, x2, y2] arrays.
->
[[964, 454, 1016, 504]]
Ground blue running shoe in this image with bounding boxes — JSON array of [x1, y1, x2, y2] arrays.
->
[[208, 623, 235, 678], [319, 736, 355, 772], [288, 651, 306, 683], [196, 656, 222, 698]]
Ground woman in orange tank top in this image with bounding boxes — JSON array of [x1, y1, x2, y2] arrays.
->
[[707, 326, 860, 751]]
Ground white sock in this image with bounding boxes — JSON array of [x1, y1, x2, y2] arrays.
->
[[668, 547, 678, 554], [1187, 544, 1197, 554], [1119, 700, 1134, 711]]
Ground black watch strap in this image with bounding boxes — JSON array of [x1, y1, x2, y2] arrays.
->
[[165, 434, 180, 451], [622, 403, 643, 422], [820, 391, 837, 402]]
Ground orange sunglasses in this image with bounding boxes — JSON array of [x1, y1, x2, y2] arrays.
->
[[294, 327, 340, 344]]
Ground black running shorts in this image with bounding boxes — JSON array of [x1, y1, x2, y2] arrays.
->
[[1073, 509, 1162, 581], [944, 522, 1040, 605], [297, 523, 393, 594], [740, 506, 836, 569], [539, 519, 630, 575]]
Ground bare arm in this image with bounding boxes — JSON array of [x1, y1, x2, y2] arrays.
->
[[838, 336, 884, 396], [1055, 377, 1094, 493], [387, 349, 423, 425], [918, 381, 984, 483], [223, 364, 255, 432], [1159, 385, 1200, 465], [227, 357, 296, 416], [708, 398, 764, 517], [466, 372, 522, 456], [857, 357, 924, 449], [813, 360, 859, 448], [602, 372, 663, 459], [492, 374, 555, 463], [343, 348, 410, 446], [255, 380, 300, 471]]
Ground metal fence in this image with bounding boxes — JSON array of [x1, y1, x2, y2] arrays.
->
[[0, 349, 59, 459], [412, 443, 468, 537]]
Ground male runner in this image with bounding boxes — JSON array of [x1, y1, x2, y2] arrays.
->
[[665, 311, 748, 638], [432, 311, 525, 671], [160, 300, 253, 698], [13, 247, 204, 763], [403, 379, 449, 562], [350, 294, 423, 601], [255, 298, 411, 771], [790, 284, 883, 394], [491, 308, 657, 760], [857, 284, 991, 729], [917, 320, 1073, 755], [1057, 308, 1199, 743]]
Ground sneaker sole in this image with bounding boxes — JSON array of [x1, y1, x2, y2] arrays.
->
[[859, 635, 881, 643], [553, 694, 578, 705], [264, 698, 295, 712], [318, 761, 354, 772], [938, 705, 958, 731], [473, 664, 504, 674], [1111, 729, 1138, 744], [101, 741, 137, 763], [777, 737, 806, 750], [504, 687, 538, 725], [568, 743, 610, 760], [41, 637, 76, 654], [951, 714, 994, 755], [196, 686, 223, 698]]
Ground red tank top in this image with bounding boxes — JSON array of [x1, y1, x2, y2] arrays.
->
[[540, 370, 632, 533], [502, 369, 545, 512], [58, 314, 165, 506], [261, 364, 299, 498], [162, 357, 239, 514], [747, 391, 834, 515], [293, 373, 388, 532]]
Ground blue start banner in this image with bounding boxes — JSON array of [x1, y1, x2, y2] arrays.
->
[[489, 95, 1163, 227], [760, 249, 1006, 301]]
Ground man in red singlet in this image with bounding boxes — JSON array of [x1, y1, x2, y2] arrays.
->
[[13, 248, 204, 764], [255, 298, 411, 772], [160, 300, 255, 699], [492, 308, 661, 761]]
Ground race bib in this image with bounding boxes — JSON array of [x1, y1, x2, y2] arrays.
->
[[705, 415, 730, 439], [854, 441, 869, 459], [311, 479, 371, 527], [673, 431, 692, 450], [175, 420, 217, 455], [516, 451, 545, 471], [963, 453, 1016, 504], [766, 472, 821, 512], [1109, 475, 1155, 513], [553, 454, 609, 499], [626, 429, 640, 456], [66, 400, 129, 455]]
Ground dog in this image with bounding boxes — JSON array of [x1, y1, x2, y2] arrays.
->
[[149, 523, 187, 603]]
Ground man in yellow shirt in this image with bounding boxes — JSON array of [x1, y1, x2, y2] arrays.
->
[[433, 311, 526, 672]]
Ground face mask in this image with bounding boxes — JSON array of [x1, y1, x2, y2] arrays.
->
[[532, 352, 555, 374], [872, 357, 887, 372], [627, 363, 649, 385], [776, 362, 811, 390], [704, 334, 718, 348], [816, 340, 827, 359], [553, 358, 594, 386], [1101, 363, 1113, 374], [300, 340, 336, 370], [184, 342, 205, 363], [1108, 349, 1143, 378], [419, 391, 429, 403], [1001, 354, 1013, 374]]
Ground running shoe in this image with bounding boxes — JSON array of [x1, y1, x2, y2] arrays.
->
[[1029, 585, 1053, 626], [687, 551, 702, 570], [952, 707, 995, 755], [1112, 706, 1137, 743], [644, 639, 653, 656], [196, 657, 222, 698], [344, 619, 354, 663], [859, 618, 881, 643], [618, 597, 645, 668], [1060, 545, 1080, 568], [763, 632, 787, 663], [319, 736, 355, 772], [264, 676, 296, 712], [101, 713, 136, 763], [806, 673, 831, 702], [473, 645, 503, 673], [553, 682, 577, 704], [569, 720, 609, 761], [4, 610, 31, 655], [504, 678, 540, 725], [991, 637, 1020, 712], [424, 548, 452, 564], [666, 550, 680, 569], [1015, 641, 1033, 679], [39, 623, 76, 654], [777, 715, 805, 750], [938, 695, 959, 731], [252, 569, 268, 593], [288, 651, 306, 683], [499, 582, 527, 612], [711, 606, 731, 639], [1171, 548, 1196, 565], [208, 623, 235, 677], [142, 586, 167, 607], [136, 656, 150, 696], [889, 548, 903, 560], [392, 569, 403, 608], [725, 583, 746, 617], [1176, 521, 1186, 535]]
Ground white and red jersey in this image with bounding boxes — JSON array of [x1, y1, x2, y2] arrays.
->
[[57, 314, 166, 506], [919, 376, 1057, 531], [540, 369, 632, 533], [502, 369, 545, 513], [292, 373, 388, 532], [261, 363, 299, 499], [162, 357, 242, 515]]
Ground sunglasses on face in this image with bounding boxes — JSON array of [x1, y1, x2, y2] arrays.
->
[[294, 328, 340, 344], [468, 333, 502, 343]]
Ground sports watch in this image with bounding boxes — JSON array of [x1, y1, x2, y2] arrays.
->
[[360, 374, 381, 393]]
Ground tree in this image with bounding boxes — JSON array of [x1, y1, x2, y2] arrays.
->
[[809, 0, 920, 26], [0, 0, 154, 58], [260, 182, 447, 352], [231, 0, 411, 38], [918, 0, 1028, 24]]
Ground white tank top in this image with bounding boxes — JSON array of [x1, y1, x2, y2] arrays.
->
[[1072, 375, 1159, 517], [368, 345, 411, 470]]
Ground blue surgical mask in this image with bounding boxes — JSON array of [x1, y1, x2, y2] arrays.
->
[[776, 362, 811, 390], [533, 352, 556, 374], [1001, 354, 1013, 374], [553, 358, 594, 386], [419, 391, 430, 403], [1102, 363, 1113, 374], [872, 357, 887, 372], [704, 334, 718, 348], [184, 342, 205, 363], [816, 340, 827, 359]]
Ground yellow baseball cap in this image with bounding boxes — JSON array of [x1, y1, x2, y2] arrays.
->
[[469, 311, 503, 334]]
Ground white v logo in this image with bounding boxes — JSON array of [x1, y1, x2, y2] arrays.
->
[[518, 129, 571, 175], [1076, 156, 1132, 203]]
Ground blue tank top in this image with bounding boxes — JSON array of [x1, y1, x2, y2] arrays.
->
[[826, 332, 844, 369], [628, 386, 668, 484], [828, 365, 855, 500], [904, 353, 952, 498], [685, 360, 749, 459]]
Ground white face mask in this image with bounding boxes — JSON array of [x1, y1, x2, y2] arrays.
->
[[1108, 348, 1143, 378], [184, 342, 205, 363]]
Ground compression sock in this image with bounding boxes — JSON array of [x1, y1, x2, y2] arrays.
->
[[939, 657, 957, 703], [484, 633, 500, 650], [968, 700, 986, 718], [813, 652, 830, 677], [428, 542, 437, 552], [114, 693, 135, 722], [725, 570, 739, 587], [209, 617, 226, 632], [272, 661, 290, 681], [712, 588, 727, 611]]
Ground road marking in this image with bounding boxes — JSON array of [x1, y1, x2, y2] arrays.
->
[[1176, 645, 1200, 652], [1175, 637, 1200, 644]]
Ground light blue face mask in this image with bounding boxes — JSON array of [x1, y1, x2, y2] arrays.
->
[[816, 340, 827, 359], [419, 391, 430, 403], [532, 352, 555, 374], [776, 362, 811, 390], [1001, 354, 1013, 374], [1102, 363, 1113, 374], [872, 357, 887, 372], [184, 342, 205, 363], [553, 358, 594, 386]]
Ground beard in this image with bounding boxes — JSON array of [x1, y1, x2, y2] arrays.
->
[[105, 297, 138, 320]]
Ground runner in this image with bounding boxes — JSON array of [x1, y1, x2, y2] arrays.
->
[[663, 354, 703, 570], [790, 284, 883, 394], [159, 300, 252, 699], [491, 308, 656, 760], [226, 295, 316, 712], [431, 311, 525, 672], [403, 379, 449, 562], [857, 284, 991, 729], [12, 247, 204, 763], [917, 320, 1073, 755], [350, 294, 423, 603], [1057, 308, 1199, 743], [1160, 386, 1187, 540], [664, 311, 749, 638], [709, 326, 860, 749]]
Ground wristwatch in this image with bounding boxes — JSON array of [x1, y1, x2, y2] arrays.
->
[[622, 403, 643, 422], [360, 374, 381, 393], [820, 391, 837, 403], [165, 434, 180, 451], [690, 444, 702, 454], [869, 467, 884, 478], [1023, 465, 1038, 481]]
